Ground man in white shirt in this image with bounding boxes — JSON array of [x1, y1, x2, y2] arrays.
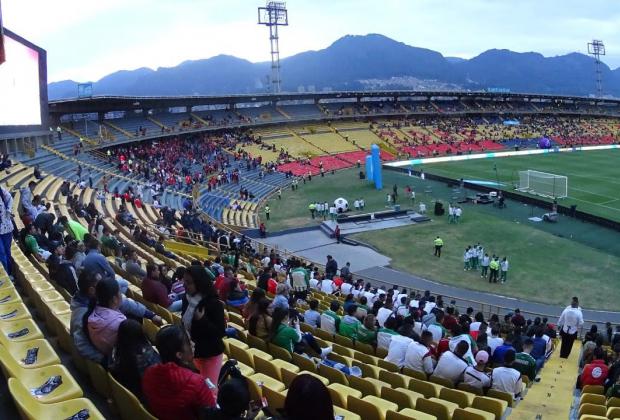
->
[[384, 334, 414, 368], [376, 304, 394, 328], [261, 254, 271, 268], [404, 331, 436, 375], [431, 340, 470, 385], [464, 350, 491, 391], [320, 277, 336, 294], [487, 326, 504, 357], [491, 349, 523, 399], [557, 296, 584, 358]]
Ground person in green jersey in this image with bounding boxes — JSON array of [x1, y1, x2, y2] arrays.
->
[[514, 338, 538, 382], [321, 301, 342, 332], [357, 314, 378, 345], [269, 307, 331, 357], [339, 304, 361, 340]]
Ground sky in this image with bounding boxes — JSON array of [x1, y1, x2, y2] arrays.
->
[[3, 0, 620, 83]]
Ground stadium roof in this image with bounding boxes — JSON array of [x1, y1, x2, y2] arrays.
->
[[48, 90, 620, 116]]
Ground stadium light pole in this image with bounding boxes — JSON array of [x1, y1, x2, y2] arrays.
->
[[587, 40, 605, 97], [258, 1, 288, 93]]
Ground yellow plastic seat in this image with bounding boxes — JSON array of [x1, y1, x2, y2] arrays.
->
[[457, 382, 484, 396], [387, 408, 437, 420], [582, 385, 605, 395], [108, 373, 157, 420], [0, 288, 22, 306], [580, 393, 606, 406], [352, 360, 381, 378], [409, 377, 442, 398], [8, 378, 105, 420], [270, 358, 299, 376], [86, 358, 112, 398], [318, 363, 348, 385], [381, 387, 423, 410], [0, 339, 60, 369], [268, 343, 293, 362], [487, 389, 514, 408], [348, 395, 385, 420], [472, 396, 508, 420], [291, 352, 317, 372], [578, 403, 607, 418], [429, 374, 455, 389], [253, 356, 284, 381], [452, 407, 495, 420], [246, 334, 268, 352], [606, 407, 620, 419], [246, 347, 273, 361], [328, 383, 362, 408], [377, 359, 399, 372], [349, 375, 386, 397], [363, 395, 399, 420], [578, 416, 607, 420], [379, 369, 410, 388], [248, 373, 285, 393], [608, 397, 620, 408], [1, 356, 82, 403], [0, 302, 32, 322], [0, 319, 43, 344], [403, 367, 428, 381], [262, 386, 287, 411], [44, 300, 71, 315], [440, 387, 475, 408], [333, 405, 362, 420]]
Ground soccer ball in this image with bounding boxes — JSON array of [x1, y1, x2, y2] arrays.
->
[[334, 198, 349, 213]]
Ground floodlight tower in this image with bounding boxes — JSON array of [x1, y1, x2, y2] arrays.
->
[[587, 39, 605, 97], [258, 1, 288, 93]]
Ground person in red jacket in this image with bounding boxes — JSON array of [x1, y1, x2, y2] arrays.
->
[[142, 325, 216, 420], [579, 348, 609, 388]]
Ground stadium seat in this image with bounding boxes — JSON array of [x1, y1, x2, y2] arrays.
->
[[607, 407, 620, 419], [380, 387, 423, 410], [608, 397, 620, 408], [0, 353, 83, 403], [318, 363, 348, 385], [409, 377, 442, 398], [0, 318, 43, 344], [262, 386, 287, 411], [108, 373, 157, 420], [440, 387, 475, 408], [386, 408, 437, 420], [472, 396, 507, 420], [86, 358, 112, 399], [347, 395, 385, 420], [486, 389, 514, 407], [0, 302, 31, 322], [429, 374, 455, 389], [8, 378, 105, 420], [578, 403, 607, 418], [0, 339, 61, 369], [452, 407, 495, 420], [457, 382, 484, 396], [333, 405, 362, 420], [379, 369, 409, 388], [327, 383, 362, 408], [582, 385, 605, 395], [416, 397, 458, 420], [580, 393, 606, 406]]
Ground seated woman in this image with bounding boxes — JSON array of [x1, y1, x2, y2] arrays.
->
[[248, 299, 272, 340], [141, 264, 182, 312], [85, 278, 126, 357], [281, 374, 335, 420], [142, 325, 216, 420], [269, 307, 331, 358], [109, 319, 160, 401], [243, 288, 266, 320]]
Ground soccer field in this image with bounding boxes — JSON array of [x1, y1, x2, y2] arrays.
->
[[420, 149, 620, 222], [263, 163, 620, 310]]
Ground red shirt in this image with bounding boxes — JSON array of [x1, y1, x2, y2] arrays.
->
[[267, 278, 278, 295], [141, 277, 171, 308], [581, 359, 609, 387], [143, 362, 215, 420]]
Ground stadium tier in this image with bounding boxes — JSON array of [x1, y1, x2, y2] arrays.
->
[[2, 91, 620, 420]]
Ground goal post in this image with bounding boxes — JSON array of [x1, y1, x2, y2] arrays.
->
[[517, 170, 568, 199]]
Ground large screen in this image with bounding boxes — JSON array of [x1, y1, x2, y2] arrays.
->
[[0, 32, 42, 126]]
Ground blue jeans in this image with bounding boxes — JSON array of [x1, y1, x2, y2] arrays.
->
[[115, 277, 129, 295], [168, 299, 183, 312], [0, 232, 13, 275]]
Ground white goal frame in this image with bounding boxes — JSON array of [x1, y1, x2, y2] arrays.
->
[[517, 170, 568, 199]]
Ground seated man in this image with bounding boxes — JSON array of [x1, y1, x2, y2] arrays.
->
[[23, 224, 52, 262], [431, 340, 470, 385], [491, 349, 524, 399], [513, 338, 538, 382], [464, 350, 491, 391]]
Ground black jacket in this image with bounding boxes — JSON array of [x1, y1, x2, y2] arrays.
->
[[182, 294, 226, 358]]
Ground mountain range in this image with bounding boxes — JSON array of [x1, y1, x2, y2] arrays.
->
[[48, 34, 620, 100]]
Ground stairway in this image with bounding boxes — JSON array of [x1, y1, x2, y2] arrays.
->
[[103, 120, 135, 139]]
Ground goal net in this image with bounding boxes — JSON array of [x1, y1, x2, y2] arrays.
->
[[517, 170, 568, 199]]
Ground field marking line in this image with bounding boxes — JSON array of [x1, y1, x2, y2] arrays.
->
[[568, 185, 619, 202], [599, 199, 620, 205], [568, 196, 620, 212]]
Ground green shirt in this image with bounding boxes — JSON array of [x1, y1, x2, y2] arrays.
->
[[514, 352, 537, 381], [339, 316, 361, 340], [357, 325, 377, 344], [489, 260, 500, 270], [272, 324, 301, 353], [67, 220, 88, 241], [434, 238, 443, 246], [25, 235, 40, 255], [101, 235, 119, 250]]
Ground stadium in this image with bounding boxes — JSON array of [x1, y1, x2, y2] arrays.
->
[[2, 2, 620, 420]]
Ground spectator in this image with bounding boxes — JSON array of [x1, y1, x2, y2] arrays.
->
[[269, 307, 331, 357], [511, 309, 526, 328], [492, 334, 517, 365], [320, 301, 341, 333], [47, 242, 78, 295], [303, 300, 321, 328], [271, 283, 290, 311], [85, 278, 127, 357], [242, 288, 266, 320], [463, 350, 491, 391], [124, 249, 146, 278], [83, 238, 129, 294], [142, 325, 216, 420], [325, 255, 338, 279], [110, 319, 160, 401], [377, 317, 399, 351], [282, 374, 334, 420], [514, 338, 538, 382], [491, 349, 523, 399], [558, 297, 584, 359], [23, 224, 51, 262], [357, 314, 378, 345], [431, 340, 470, 385], [61, 216, 88, 241], [182, 265, 226, 396], [404, 330, 436, 375], [142, 264, 182, 312], [0, 185, 15, 276], [339, 304, 361, 340], [579, 347, 609, 388], [248, 299, 272, 340]]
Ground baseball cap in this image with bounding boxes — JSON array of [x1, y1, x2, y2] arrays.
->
[[475, 350, 489, 364]]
